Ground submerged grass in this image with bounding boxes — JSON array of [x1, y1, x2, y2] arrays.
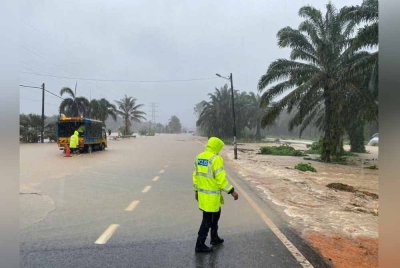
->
[[295, 162, 317, 172], [259, 145, 305, 156]]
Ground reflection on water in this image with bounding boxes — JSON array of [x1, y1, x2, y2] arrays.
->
[[194, 245, 223, 268]]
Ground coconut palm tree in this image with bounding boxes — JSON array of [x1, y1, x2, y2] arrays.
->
[[89, 98, 117, 122], [257, 3, 374, 162], [59, 87, 90, 117], [115, 95, 146, 136]]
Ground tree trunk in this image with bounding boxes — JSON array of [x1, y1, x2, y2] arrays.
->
[[348, 120, 366, 153], [255, 122, 262, 141], [321, 90, 344, 162], [124, 116, 129, 136]]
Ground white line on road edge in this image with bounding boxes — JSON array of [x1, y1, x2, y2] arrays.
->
[[125, 200, 140, 212], [95, 224, 119, 245], [228, 174, 314, 268], [152, 176, 160, 182], [159, 169, 165, 174], [142, 185, 152, 193]]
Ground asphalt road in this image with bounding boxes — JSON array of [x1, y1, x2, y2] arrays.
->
[[20, 134, 329, 268]]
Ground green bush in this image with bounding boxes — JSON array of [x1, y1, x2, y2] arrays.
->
[[295, 162, 317, 172], [305, 139, 322, 154], [260, 145, 305, 156], [139, 128, 155, 136], [138, 129, 148, 136], [147, 129, 155, 136]]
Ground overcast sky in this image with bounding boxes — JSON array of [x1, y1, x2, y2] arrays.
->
[[20, 0, 362, 130]]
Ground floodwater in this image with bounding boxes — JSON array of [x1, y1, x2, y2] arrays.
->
[[222, 141, 378, 239]]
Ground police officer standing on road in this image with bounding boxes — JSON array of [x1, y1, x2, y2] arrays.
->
[[193, 137, 239, 253]]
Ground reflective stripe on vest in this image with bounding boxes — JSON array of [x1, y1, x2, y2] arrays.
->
[[196, 172, 214, 178], [198, 188, 221, 195], [214, 167, 224, 175], [223, 184, 232, 192]]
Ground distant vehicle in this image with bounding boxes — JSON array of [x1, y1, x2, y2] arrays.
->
[[368, 133, 379, 146], [57, 115, 107, 153]]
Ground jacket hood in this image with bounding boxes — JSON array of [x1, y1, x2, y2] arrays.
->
[[205, 137, 224, 154], [74, 131, 79, 136]]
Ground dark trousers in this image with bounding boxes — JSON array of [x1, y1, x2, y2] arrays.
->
[[197, 209, 221, 243]]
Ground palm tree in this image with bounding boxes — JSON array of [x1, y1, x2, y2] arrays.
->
[[341, 0, 378, 152], [89, 98, 117, 122], [258, 3, 372, 162], [247, 92, 264, 140], [59, 87, 90, 117], [20, 113, 44, 143], [196, 85, 234, 138], [115, 95, 146, 136], [196, 86, 265, 139]]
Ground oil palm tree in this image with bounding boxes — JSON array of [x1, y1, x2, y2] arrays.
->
[[19, 113, 43, 143], [59, 87, 89, 117], [247, 92, 264, 140], [341, 0, 378, 152], [196, 85, 234, 138], [89, 98, 117, 122], [258, 3, 371, 161], [115, 95, 146, 136]]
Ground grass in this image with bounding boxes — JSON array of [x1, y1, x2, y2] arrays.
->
[[295, 162, 317, 172], [259, 145, 305, 156]]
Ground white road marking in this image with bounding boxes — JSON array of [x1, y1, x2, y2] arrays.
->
[[152, 176, 160, 182], [125, 200, 140, 212], [159, 169, 165, 174], [228, 174, 314, 268], [94, 224, 119, 245], [142, 185, 152, 193]]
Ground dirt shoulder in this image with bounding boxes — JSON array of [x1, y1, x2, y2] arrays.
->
[[222, 141, 378, 268]]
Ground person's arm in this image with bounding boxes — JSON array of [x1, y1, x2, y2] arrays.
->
[[213, 156, 238, 200]]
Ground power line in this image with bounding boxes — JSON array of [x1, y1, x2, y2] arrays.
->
[[21, 71, 218, 83], [19, 84, 64, 100]]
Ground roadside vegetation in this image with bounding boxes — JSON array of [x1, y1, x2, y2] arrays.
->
[[195, 0, 378, 163], [260, 145, 305, 156], [21, 90, 186, 142], [295, 163, 317, 172]]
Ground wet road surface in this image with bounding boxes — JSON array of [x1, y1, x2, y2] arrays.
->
[[20, 134, 328, 267]]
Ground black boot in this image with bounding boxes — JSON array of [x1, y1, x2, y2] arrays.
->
[[210, 230, 224, 246], [195, 237, 213, 253]]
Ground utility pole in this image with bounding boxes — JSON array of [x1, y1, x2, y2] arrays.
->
[[41, 82, 45, 143], [229, 73, 238, 160], [216, 73, 238, 159]]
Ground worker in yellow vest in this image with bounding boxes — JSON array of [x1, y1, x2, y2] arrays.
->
[[69, 130, 79, 154], [193, 137, 239, 253]]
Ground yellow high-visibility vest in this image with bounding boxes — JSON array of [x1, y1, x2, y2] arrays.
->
[[69, 131, 79, 149], [193, 137, 233, 212]]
